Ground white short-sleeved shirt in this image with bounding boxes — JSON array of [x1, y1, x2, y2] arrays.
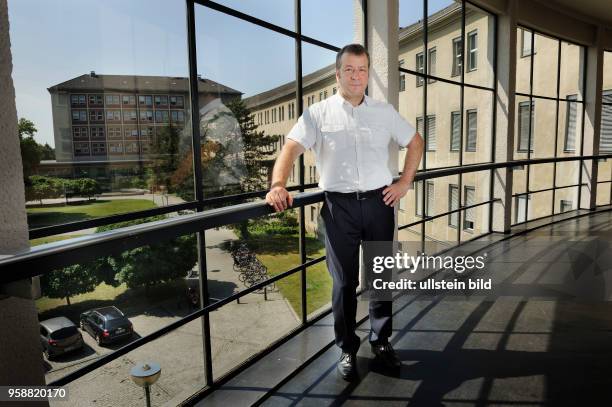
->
[[287, 93, 416, 192]]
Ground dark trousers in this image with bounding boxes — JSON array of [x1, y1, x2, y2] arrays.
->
[[320, 189, 395, 354]]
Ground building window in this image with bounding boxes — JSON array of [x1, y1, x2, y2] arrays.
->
[[122, 95, 136, 105], [89, 110, 104, 121], [72, 110, 87, 122], [399, 59, 406, 92], [416, 52, 424, 87], [154, 95, 168, 106], [467, 30, 478, 71], [310, 206, 316, 222], [319, 92, 323, 101], [71, 94, 86, 106], [463, 186, 475, 230], [333, 87, 337, 95], [518, 101, 535, 152], [560, 200, 573, 213], [155, 110, 169, 123], [109, 142, 123, 154], [450, 111, 460, 151], [564, 95, 578, 152], [72, 127, 88, 139], [601, 90, 612, 152], [521, 28, 534, 57], [105, 94, 120, 105], [74, 142, 90, 155], [91, 142, 106, 155], [324, 90, 328, 99], [465, 110, 477, 152], [90, 127, 105, 139], [139, 95, 153, 106], [169, 95, 184, 107], [428, 47, 437, 83], [88, 95, 103, 106], [448, 184, 459, 227], [417, 115, 436, 151], [515, 195, 530, 223], [108, 127, 122, 139], [415, 181, 434, 217], [171, 110, 185, 123], [452, 37, 462, 77], [123, 110, 137, 121], [140, 110, 154, 122]]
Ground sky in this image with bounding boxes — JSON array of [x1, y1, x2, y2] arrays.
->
[[8, 0, 454, 147]]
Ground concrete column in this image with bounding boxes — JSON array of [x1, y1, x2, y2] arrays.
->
[[359, 0, 401, 239], [0, 0, 49, 397], [491, 0, 517, 233], [580, 27, 604, 210]]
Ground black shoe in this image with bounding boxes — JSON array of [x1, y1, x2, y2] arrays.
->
[[371, 342, 401, 370], [337, 352, 357, 380]]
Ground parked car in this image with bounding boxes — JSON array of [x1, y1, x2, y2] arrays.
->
[[40, 317, 84, 359], [79, 306, 134, 345]]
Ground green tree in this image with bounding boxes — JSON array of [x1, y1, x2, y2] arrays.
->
[[40, 143, 55, 160], [98, 216, 197, 293], [41, 262, 101, 306], [25, 176, 62, 205], [18, 118, 42, 178], [73, 178, 101, 200], [149, 125, 181, 194]]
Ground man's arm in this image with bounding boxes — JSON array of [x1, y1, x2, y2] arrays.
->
[[265, 139, 305, 212], [382, 132, 425, 206]]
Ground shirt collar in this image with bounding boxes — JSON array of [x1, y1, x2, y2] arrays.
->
[[334, 92, 370, 108], [200, 98, 223, 116]]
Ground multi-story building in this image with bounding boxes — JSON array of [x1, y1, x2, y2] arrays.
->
[[47, 72, 240, 163], [244, 2, 612, 241]]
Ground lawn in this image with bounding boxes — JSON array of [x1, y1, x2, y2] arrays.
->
[[29, 234, 81, 246], [27, 199, 157, 229], [36, 279, 187, 322], [248, 233, 333, 317]]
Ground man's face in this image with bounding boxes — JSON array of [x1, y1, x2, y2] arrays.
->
[[336, 52, 369, 100]]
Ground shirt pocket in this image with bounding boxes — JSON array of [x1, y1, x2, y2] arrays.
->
[[321, 123, 349, 151], [361, 124, 391, 149]]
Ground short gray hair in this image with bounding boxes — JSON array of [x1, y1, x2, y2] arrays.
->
[[335, 44, 370, 71]]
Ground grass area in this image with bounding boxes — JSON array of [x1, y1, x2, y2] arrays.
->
[[29, 234, 81, 246], [250, 233, 333, 316], [36, 279, 186, 322], [27, 199, 157, 229]]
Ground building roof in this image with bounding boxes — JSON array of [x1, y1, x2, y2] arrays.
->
[[243, 2, 461, 110], [48, 73, 242, 96]]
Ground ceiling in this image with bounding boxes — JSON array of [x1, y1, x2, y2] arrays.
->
[[548, 0, 612, 28]]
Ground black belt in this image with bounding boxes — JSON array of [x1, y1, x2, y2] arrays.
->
[[325, 186, 386, 201]]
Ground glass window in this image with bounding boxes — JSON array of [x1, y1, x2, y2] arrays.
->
[[521, 29, 534, 57], [467, 30, 477, 71], [450, 111, 460, 151], [518, 101, 535, 152], [452, 37, 462, 77], [417, 115, 436, 151], [399, 59, 406, 92], [564, 95, 578, 151], [560, 199, 573, 213], [416, 52, 424, 87], [428, 47, 436, 82], [448, 184, 459, 227], [601, 90, 612, 152], [463, 186, 475, 230], [465, 110, 477, 152]]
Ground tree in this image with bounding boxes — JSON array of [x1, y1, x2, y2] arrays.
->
[[74, 178, 101, 200], [149, 125, 181, 194], [98, 216, 197, 293], [40, 143, 55, 160], [41, 262, 101, 305], [18, 118, 42, 179], [25, 176, 62, 205]]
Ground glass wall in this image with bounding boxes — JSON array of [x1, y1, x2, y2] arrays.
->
[[397, 0, 496, 245], [513, 26, 586, 223]]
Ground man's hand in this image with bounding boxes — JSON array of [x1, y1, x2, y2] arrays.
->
[[382, 180, 411, 207], [266, 185, 294, 212]]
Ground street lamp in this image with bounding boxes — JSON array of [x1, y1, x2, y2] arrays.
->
[[130, 361, 161, 407]]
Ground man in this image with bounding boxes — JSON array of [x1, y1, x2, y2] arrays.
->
[[265, 44, 424, 380]]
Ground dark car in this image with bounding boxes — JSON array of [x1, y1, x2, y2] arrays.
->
[[79, 306, 134, 345], [40, 317, 84, 359]]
